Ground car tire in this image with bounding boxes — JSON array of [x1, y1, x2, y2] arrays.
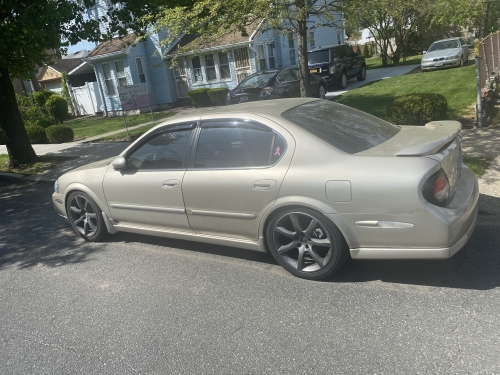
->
[[357, 65, 366, 81], [337, 71, 348, 90], [266, 207, 349, 280], [318, 84, 327, 99], [66, 191, 108, 242]]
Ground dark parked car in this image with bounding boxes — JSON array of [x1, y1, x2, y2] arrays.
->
[[227, 66, 327, 105], [308, 44, 366, 89]]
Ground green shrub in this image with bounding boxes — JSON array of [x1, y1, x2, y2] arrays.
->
[[25, 125, 48, 144], [33, 90, 55, 107], [363, 43, 370, 58], [386, 92, 448, 125], [46, 125, 74, 143], [188, 88, 212, 107], [207, 87, 229, 106], [45, 94, 68, 123], [356, 44, 361, 55], [22, 106, 54, 128]]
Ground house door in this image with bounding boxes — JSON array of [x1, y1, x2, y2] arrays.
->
[[233, 47, 252, 84], [174, 59, 190, 98]]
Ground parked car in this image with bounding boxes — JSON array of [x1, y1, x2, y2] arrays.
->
[[227, 66, 327, 104], [308, 44, 366, 89], [421, 37, 470, 71], [53, 98, 478, 281]]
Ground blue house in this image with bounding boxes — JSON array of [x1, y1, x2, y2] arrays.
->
[[86, 0, 345, 115]]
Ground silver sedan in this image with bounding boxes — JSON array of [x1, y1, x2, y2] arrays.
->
[[52, 99, 478, 280], [421, 37, 470, 71]]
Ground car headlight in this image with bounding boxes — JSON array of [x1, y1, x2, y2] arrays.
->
[[54, 179, 59, 194], [329, 66, 336, 74], [446, 55, 460, 60]]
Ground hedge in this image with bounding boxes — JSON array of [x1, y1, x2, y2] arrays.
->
[[207, 88, 229, 106], [46, 125, 74, 143], [33, 90, 55, 107], [188, 88, 212, 107], [25, 125, 48, 144], [386, 92, 448, 125], [23, 106, 54, 128], [46, 94, 68, 124]]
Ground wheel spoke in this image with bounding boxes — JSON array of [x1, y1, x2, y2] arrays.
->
[[277, 241, 297, 255], [296, 248, 305, 271], [70, 206, 81, 214], [310, 238, 331, 247], [74, 216, 84, 226], [75, 197, 85, 210], [87, 213, 97, 219], [289, 213, 302, 233], [307, 248, 325, 268], [304, 219, 318, 237], [83, 220, 89, 235], [88, 219, 97, 232], [275, 226, 295, 239]]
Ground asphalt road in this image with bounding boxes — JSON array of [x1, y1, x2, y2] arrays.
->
[[0, 177, 499, 374]]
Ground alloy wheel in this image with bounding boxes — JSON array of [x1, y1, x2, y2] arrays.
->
[[273, 212, 333, 273], [319, 85, 326, 99], [68, 195, 99, 237]]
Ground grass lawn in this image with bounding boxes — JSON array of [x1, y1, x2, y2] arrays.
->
[[333, 64, 476, 121], [463, 155, 492, 177], [68, 111, 175, 140], [98, 123, 156, 142], [0, 154, 75, 176], [365, 55, 422, 70]]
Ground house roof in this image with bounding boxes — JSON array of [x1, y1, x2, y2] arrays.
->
[[49, 58, 83, 74], [166, 21, 263, 56], [87, 33, 137, 58]]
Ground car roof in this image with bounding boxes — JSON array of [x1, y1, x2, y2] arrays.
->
[[431, 37, 461, 43]]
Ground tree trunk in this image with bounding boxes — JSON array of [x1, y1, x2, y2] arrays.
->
[[0, 66, 38, 167], [296, 2, 311, 97]]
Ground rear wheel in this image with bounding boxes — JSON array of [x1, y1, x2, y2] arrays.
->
[[357, 65, 366, 81], [266, 208, 349, 280], [66, 191, 107, 242]]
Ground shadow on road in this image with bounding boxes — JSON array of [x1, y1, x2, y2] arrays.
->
[[1, 179, 499, 290]]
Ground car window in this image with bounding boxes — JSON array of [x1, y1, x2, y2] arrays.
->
[[428, 40, 460, 51], [308, 50, 330, 64], [238, 72, 277, 87], [281, 100, 400, 154], [346, 45, 356, 57], [126, 128, 193, 170], [290, 67, 300, 80], [335, 46, 348, 59], [277, 69, 297, 83], [194, 121, 286, 169]]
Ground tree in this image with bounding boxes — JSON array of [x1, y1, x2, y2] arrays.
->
[[0, 0, 99, 167], [137, 0, 343, 97]]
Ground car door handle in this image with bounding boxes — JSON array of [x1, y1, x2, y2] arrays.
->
[[252, 180, 277, 191], [162, 179, 180, 189]]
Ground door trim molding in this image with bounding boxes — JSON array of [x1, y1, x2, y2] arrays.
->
[[187, 209, 256, 220], [110, 203, 186, 214]]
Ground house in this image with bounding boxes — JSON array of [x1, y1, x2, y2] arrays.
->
[[86, 0, 345, 115]]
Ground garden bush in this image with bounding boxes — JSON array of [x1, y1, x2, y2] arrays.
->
[[355, 44, 361, 55], [25, 125, 48, 144], [188, 88, 212, 107], [33, 90, 55, 107], [46, 125, 74, 143], [45, 94, 68, 123], [386, 92, 448, 125], [363, 43, 370, 58], [207, 87, 229, 106], [23, 106, 54, 128]]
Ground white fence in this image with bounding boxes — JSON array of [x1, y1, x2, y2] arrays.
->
[[71, 81, 103, 116]]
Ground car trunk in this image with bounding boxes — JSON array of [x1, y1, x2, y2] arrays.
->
[[358, 120, 463, 199], [231, 86, 264, 103]]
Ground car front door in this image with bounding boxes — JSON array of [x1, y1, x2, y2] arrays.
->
[[345, 45, 361, 77], [278, 68, 300, 97], [182, 115, 295, 241], [102, 123, 195, 231]]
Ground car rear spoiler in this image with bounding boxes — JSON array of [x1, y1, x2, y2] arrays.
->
[[396, 121, 461, 156]]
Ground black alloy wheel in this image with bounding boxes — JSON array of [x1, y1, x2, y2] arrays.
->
[[66, 191, 107, 242]]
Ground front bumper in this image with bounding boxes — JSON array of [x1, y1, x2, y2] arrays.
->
[[52, 192, 67, 219], [330, 165, 479, 259], [421, 58, 461, 71]]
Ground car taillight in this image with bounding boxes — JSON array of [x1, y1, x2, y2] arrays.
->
[[423, 169, 450, 206], [260, 87, 273, 97]]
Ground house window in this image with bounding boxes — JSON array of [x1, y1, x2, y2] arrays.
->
[[267, 44, 276, 69], [102, 63, 116, 96], [135, 57, 146, 83], [191, 56, 203, 82], [114, 61, 127, 87], [308, 31, 315, 49], [257, 45, 266, 71], [204, 54, 217, 81], [288, 33, 296, 65], [337, 32, 342, 45], [218, 52, 231, 79], [257, 43, 276, 71]]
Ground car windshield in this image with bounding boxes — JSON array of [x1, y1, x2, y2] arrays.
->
[[281, 100, 400, 154], [428, 40, 460, 52], [238, 72, 276, 87], [308, 50, 330, 64]]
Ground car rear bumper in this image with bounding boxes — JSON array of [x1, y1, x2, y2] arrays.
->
[[329, 165, 479, 259]]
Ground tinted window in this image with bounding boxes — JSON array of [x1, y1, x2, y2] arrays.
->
[[277, 69, 296, 83], [281, 101, 400, 154], [290, 67, 300, 80], [335, 46, 348, 59], [428, 40, 460, 52], [126, 129, 193, 170], [239, 72, 277, 87], [195, 121, 286, 169], [308, 50, 330, 64]]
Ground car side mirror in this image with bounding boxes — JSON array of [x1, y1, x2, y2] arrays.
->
[[112, 156, 126, 170], [423, 50, 427, 54]]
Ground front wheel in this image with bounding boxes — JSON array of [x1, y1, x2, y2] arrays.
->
[[337, 71, 348, 90], [66, 191, 108, 242], [357, 65, 366, 81], [318, 84, 326, 99], [266, 208, 349, 280]]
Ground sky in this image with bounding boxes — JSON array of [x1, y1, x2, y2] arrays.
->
[[66, 40, 97, 54]]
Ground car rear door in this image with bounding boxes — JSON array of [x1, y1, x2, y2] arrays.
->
[[181, 114, 295, 241], [344, 45, 361, 77]]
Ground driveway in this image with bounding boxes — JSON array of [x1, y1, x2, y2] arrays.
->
[[325, 64, 419, 99]]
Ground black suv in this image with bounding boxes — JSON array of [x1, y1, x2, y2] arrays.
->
[[308, 44, 366, 89]]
